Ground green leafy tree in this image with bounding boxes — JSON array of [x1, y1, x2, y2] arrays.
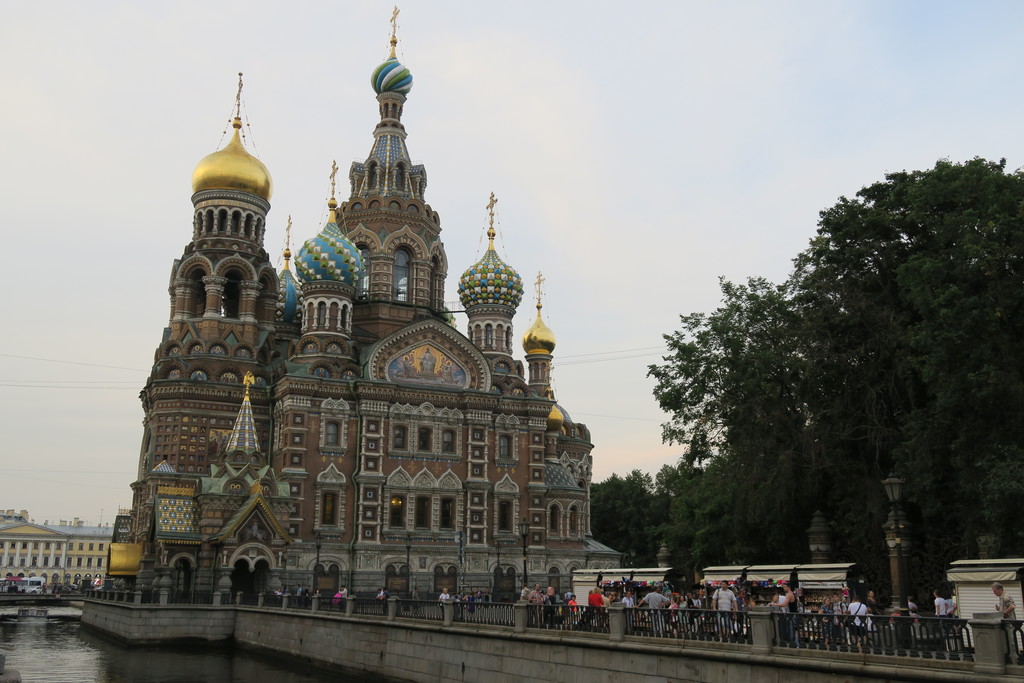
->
[[644, 157, 1024, 588]]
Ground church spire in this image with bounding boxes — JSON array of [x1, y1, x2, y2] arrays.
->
[[225, 372, 261, 455]]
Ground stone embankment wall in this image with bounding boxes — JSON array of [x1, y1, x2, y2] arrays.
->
[[82, 601, 235, 644], [83, 602, 1024, 683]]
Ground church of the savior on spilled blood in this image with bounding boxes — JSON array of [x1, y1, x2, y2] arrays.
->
[[110, 19, 620, 598]]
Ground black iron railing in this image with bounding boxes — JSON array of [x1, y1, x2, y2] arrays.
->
[[774, 612, 974, 661]]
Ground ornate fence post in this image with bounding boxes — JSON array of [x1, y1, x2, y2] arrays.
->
[[311, 594, 320, 613], [970, 613, 1008, 675], [281, 594, 289, 610], [257, 593, 265, 608], [388, 596, 399, 622], [747, 607, 774, 655], [235, 591, 243, 606], [212, 591, 222, 607], [346, 597, 356, 616], [609, 604, 625, 642], [442, 601, 454, 626], [514, 600, 527, 633], [158, 587, 169, 606], [133, 591, 142, 605]]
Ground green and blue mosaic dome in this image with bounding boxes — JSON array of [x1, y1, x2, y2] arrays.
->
[[458, 249, 524, 309], [295, 223, 363, 286], [372, 57, 413, 95], [278, 266, 299, 323]]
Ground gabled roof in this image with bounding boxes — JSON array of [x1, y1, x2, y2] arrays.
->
[[0, 522, 70, 538], [210, 491, 292, 544]]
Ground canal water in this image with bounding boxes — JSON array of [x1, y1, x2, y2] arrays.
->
[[0, 608, 387, 682]]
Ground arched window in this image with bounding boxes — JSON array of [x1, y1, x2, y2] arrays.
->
[[549, 505, 559, 531], [498, 501, 511, 531], [325, 422, 339, 446], [441, 430, 455, 454], [499, 435, 511, 459], [568, 506, 578, 533], [357, 246, 370, 298], [222, 271, 242, 318], [394, 249, 410, 302], [316, 302, 327, 328], [418, 427, 432, 451], [505, 328, 513, 352], [484, 324, 494, 349], [393, 425, 406, 449], [340, 304, 349, 330], [389, 496, 405, 527], [395, 164, 405, 191]]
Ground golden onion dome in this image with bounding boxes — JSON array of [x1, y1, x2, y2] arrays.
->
[[522, 302, 556, 355], [192, 117, 273, 200], [546, 403, 564, 432]]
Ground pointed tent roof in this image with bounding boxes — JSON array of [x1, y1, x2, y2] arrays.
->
[[225, 372, 260, 454], [210, 488, 292, 544]]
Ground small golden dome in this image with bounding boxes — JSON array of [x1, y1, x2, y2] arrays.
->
[[192, 117, 273, 200], [522, 303, 556, 355], [546, 403, 564, 432]]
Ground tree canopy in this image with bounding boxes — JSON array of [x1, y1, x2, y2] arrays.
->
[[635, 158, 1024, 593]]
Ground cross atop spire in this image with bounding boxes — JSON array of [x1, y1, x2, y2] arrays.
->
[[534, 271, 545, 310], [486, 192, 498, 247], [225, 372, 261, 455], [329, 160, 338, 200], [234, 72, 244, 120], [389, 6, 400, 58], [283, 215, 293, 263]]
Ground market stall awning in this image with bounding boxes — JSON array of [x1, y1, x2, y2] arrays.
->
[[794, 563, 856, 582], [701, 566, 749, 583], [108, 543, 143, 576], [946, 559, 1024, 583], [745, 565, 796, 583]]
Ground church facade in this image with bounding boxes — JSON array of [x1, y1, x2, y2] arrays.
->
[[120, 29, 619, 598]]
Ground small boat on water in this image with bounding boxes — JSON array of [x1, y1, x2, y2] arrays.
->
[[16, 607, 48, 622]]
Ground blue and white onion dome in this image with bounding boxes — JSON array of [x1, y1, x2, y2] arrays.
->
[[295, 218, 363, 286], [372, 56, 413, 95], [458, 248, 524, 309], [278, 249, 300, 323]]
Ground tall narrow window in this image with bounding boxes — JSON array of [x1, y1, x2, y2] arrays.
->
[[569, 506, 578, 533], [393, 425, 406, 449], [357, 246, 370, 298], [549, 505, 559, 532], [322, 492, 337, 525], [418, 427, 432, 451], [499, 435, 511, 459], [394, 249, 410, 302], [317, 302, 327, 327], [441, 430, 455, 454], [389, 496, 405, 527], [440, 498, 454, 529], [415, 496, 431, 528], [325, 422, 339, 446], [484, 324, 494, 348], [498, 501, 511, 531]]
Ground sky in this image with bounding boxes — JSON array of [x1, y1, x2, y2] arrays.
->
[[2, 0, 1023, 525]]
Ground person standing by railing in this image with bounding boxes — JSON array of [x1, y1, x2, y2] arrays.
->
[[712, 583, 737, 642], [993, 582, 1016, 620]]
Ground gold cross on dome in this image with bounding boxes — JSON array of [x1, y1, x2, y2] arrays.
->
[[535, 272, 545, 308], [329, 160, 338, 200], [485, 192, 498, 245], [389, 6, 400, 58], [234, 72, 244, 119]]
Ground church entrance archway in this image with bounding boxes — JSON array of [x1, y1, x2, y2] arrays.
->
[[172, 558, 194, 596], [494, 566, 516, 602], [433, 565, 457, 595]]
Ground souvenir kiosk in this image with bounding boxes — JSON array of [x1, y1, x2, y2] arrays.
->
[[946, 558, 1024, 619], [794, 563, 859, 611], [745, 565, 797, 607], [701, 565, 749, 605], [570, 568, 672, 602]]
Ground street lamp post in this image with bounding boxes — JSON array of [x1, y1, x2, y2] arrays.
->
[[405, 534, 413, 599], [519, 518, 530, 589], [313, 531, 322, 595], [882, 472, 910, 615]]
